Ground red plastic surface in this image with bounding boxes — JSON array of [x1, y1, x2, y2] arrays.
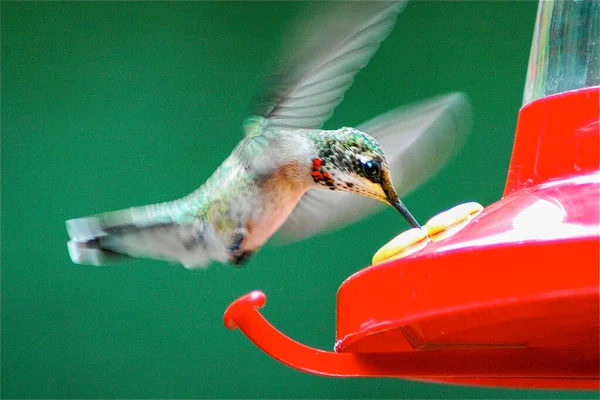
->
[[505, 87, 599, 195], [336, 174, 599, 354], [225, 87, 600, 389]]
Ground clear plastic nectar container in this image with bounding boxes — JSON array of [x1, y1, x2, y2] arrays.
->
[[523, 0, 599, 105]]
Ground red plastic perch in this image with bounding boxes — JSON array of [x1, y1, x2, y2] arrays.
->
[[224, 291, 598, 389]]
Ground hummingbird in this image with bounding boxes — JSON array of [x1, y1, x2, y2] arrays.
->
[[66, 0, 471, 268]]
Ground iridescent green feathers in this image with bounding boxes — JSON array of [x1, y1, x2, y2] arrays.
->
[[307, 128, 386, 188]]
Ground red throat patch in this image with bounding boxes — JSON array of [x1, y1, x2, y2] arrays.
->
[[311, 158, 335, 189]]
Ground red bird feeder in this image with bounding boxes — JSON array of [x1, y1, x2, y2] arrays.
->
[[224, 1, 599, 389]]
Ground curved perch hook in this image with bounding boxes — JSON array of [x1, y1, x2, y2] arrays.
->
[[223, 290, 266, 329], [224, 291, 360, 377], [223, 291, 600, 385]]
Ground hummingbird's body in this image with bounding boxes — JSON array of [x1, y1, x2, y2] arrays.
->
[[68, 122, 402, 267], [173, 123, 318, 265], [70, 124, 309, 267], [66, 1, 472, 268]]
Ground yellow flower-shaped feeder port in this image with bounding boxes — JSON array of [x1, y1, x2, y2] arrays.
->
[[372, 202, 484, 265]]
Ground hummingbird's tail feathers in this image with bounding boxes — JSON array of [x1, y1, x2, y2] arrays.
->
[[66, 205, 226, 268], [67, 239, 134, 266], [276, 92, 472, 243], [256, 0, 408, 130], [66, 202, 179, 243]]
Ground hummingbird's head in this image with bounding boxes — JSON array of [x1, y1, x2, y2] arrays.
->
[[310, 127, 420, 228]]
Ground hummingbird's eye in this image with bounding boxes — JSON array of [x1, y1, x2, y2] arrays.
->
[[361, 160, 381, 183]]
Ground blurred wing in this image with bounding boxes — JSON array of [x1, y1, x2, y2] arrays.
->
[[255, 0, 408, 130], [277, 92, 472, 243]]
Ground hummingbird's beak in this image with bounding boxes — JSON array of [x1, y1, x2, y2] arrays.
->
[[389, 198, 421, 229], [381, 171, 421, 229]]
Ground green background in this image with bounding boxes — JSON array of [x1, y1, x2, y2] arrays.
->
[[2, 1, 595, 398]]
